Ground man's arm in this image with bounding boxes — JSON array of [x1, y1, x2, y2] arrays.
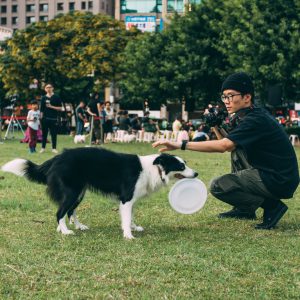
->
[[46, 104, 62, 111], [46, 97, 63, 111], [86, 107, 96, 116], [152, 138, 236, 153], [78, 112, 85, 121]]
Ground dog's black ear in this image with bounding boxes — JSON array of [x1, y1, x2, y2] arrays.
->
[[153, 156, 163, 166], [153, 154, 172, 166]]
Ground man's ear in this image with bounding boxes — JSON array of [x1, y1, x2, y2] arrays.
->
[[243, 93, 252, 104]]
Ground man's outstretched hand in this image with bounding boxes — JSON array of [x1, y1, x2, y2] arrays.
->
[[152, 141, 181, 152]]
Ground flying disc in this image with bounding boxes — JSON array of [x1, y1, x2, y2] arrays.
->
[[168, 178, 207, 214]]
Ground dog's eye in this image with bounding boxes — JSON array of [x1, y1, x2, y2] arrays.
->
[[180, 163, 185, 170]]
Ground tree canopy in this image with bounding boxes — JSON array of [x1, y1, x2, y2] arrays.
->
[[0, 11, 137, 104], [119, 0, 300, 109]]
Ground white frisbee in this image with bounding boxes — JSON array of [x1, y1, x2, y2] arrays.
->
[[168, 178, 207, 214]]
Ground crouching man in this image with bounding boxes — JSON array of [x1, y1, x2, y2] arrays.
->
[[153, 72, 299, 230]]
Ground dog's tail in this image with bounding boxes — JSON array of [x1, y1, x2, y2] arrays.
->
[[1, 157, 56, 184]]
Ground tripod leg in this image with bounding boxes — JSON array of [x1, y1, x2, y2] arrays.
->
[[4, 115, 14, 139], [15, 118, 25, 136]]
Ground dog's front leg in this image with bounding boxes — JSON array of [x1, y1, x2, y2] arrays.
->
[[120, 201, 134, 239]]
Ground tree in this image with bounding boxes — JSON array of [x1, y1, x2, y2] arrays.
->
[[119, 2, 226, 110], [119, 0, 300, 110], [208, 0, 300, 102], [0, 11, 137, 104]]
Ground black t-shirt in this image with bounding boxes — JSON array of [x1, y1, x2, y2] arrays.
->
[[40, 94, 62, 120], [87, 99, 100, 116], [76, 106, 86, 122], [227, 107, 299, 199]]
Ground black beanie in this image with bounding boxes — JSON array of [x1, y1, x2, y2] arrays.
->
[[221, 72, 254, 95]]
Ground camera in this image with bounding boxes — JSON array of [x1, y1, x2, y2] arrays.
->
[[204, 106, 228, 128], [10, 94, 18, 105]]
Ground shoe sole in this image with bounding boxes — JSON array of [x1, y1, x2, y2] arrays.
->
[[255, 205, 288, 230], [218, 214, 257, 220], [218, 215, 256, 220]]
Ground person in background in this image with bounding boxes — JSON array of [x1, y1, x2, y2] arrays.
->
[[27, 100, 40, 153], [172, 116, 182, 132], [177, 125, 190, 143], [130, 115, 142, 132], [118, 110, 131, 131], [40, 84, 62, 154], [160, 118, 169, 130], [143, 118, 159, 134], [75, 101, 87, 135], [141, 111, 150, 129], [99, 102, 106, 144], [104, 101, 114, 142], [192, 124, 210, 142], [153, 72, 299, 230], [87, 93, 102, 145]]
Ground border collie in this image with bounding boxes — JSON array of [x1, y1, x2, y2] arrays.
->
[[1, 148, 197, 239]]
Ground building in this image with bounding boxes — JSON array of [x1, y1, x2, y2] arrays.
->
[[0, 0, 114, 30], [0, 25, 12, 41], [115, 0, 201, 32]]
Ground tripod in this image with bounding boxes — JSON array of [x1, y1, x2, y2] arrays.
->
[[4, 112, 25, 140]]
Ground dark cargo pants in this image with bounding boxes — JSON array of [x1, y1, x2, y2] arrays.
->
[[209, 148, 278, 212]]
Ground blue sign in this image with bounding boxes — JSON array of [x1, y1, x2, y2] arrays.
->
[[125, 16, 156, 32]]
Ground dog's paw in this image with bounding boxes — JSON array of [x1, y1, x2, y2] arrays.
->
[[123, 232, 135, 240], [61, 229, 75, 235], [57, 225, 75, 235], [132, 225, 144, 232], [75, 223, 89, 231]]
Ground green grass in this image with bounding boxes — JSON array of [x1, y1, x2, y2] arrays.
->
[[0, 134, 300, 299]]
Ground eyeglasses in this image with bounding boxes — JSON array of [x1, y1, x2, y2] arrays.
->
[[221, 93, 242, 102]]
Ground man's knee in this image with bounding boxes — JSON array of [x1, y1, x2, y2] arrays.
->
[[209, 176, 225, 196]]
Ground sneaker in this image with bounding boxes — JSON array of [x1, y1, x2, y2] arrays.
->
[[218, 208, 256, 220], [39, 148, 45, 153], [255, 201, 288, 230], [52, 149, 58, 154]]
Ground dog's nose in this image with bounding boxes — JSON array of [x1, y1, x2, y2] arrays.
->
[[194, 172, 198, 177]]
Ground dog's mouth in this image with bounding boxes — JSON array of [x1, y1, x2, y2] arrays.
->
[[174, 173, 186, 179]]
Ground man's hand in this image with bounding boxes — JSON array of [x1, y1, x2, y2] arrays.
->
[[152, 141, 181, 152]]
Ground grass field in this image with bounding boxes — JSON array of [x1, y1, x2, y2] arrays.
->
[[0, 134, 300, 299]]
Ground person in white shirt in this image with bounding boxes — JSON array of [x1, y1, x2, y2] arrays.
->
[[104, 101, 114, 141], [27, 100, 40, 153], [172, 116, 182, 132]]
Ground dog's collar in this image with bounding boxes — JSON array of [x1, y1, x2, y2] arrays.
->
[[157, 166, 165, 183]]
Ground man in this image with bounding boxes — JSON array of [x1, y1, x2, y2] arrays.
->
[[40, 84, 63, 153], [87, 93, 106, 145], [153, 72, 299, 230], [172, 116, 182, 132], [75, 100, 87, 135]]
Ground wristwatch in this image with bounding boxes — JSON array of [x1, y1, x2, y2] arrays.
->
[[181, 140, 188, 150]]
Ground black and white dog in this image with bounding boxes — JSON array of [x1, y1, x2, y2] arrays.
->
[[1, 148, 197, 239]]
